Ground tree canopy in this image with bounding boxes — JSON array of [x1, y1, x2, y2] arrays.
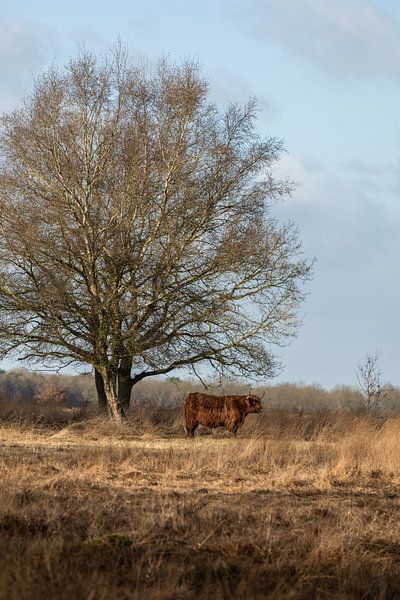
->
[[0, 47, 312, 419]]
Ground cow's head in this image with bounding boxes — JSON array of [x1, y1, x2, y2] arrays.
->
[[246, 394, 263, 413]]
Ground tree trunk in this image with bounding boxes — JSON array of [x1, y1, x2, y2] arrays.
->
[[94, 368, 107, 411], [118, 357, 133, 411], [100, 369, 126, 422], [104, 380, 126, 421]]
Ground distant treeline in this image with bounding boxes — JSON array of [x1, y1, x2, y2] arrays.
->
[[0, 368, 399, 414], [134, 379, 400, 414], [0, 369, 96, 407]]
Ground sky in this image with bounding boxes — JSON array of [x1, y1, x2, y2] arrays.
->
[[0, 0, 399, 388]]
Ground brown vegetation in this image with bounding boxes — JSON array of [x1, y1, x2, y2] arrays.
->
[[1, 409, 400, 599], [2, 369, 400, 415]]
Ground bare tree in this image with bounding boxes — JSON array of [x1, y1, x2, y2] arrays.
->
[[0, 46, 312, 420], [356, 352, 388, 409]]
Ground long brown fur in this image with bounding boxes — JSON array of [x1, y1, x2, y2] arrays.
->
[[184, 392, 263, 437]]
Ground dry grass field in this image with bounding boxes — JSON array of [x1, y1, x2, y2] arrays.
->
[[1, 410, 400, 599]]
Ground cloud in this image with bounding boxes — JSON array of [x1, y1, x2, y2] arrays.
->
[[0, 14, 56, 112], [0, 15, 49, 75], [231, 0, 400, 79], [274, 153, 400, 271], [271, 152, 400, 387], [70, 30, 110, 50], [209, 67, 278, 113]]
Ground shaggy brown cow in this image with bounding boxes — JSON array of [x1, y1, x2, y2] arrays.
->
[[184, 392, 263, 437]]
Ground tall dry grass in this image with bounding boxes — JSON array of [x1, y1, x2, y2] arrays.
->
[[1, 412, 400, 598]]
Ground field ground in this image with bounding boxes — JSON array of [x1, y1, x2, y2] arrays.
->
[[1, 412, 400, 599]]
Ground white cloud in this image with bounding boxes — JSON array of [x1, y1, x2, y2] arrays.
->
[[273, 152, 400, 270], [271, 151, 400, 387], [231, 0, 400, 79], [0, 16, 49, 74], [0, 14, 58, 112], [209, 67, 278, 113]]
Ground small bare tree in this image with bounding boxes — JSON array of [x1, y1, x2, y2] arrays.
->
[[0, 46, 312, 420], [356, 352, 387, 409]]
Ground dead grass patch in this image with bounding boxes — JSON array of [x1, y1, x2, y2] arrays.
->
[[1, 413, 400, 598]]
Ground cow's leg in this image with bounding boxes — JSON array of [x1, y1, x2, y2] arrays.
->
[[226, 420, 239, 437], [233, 416, 246, 437], [186, 420, 198, 438]]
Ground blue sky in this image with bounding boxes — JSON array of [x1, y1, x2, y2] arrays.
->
[[1, 0, 399, 388]]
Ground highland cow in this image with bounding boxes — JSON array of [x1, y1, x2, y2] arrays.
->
[[184, 392, 263, 437]]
